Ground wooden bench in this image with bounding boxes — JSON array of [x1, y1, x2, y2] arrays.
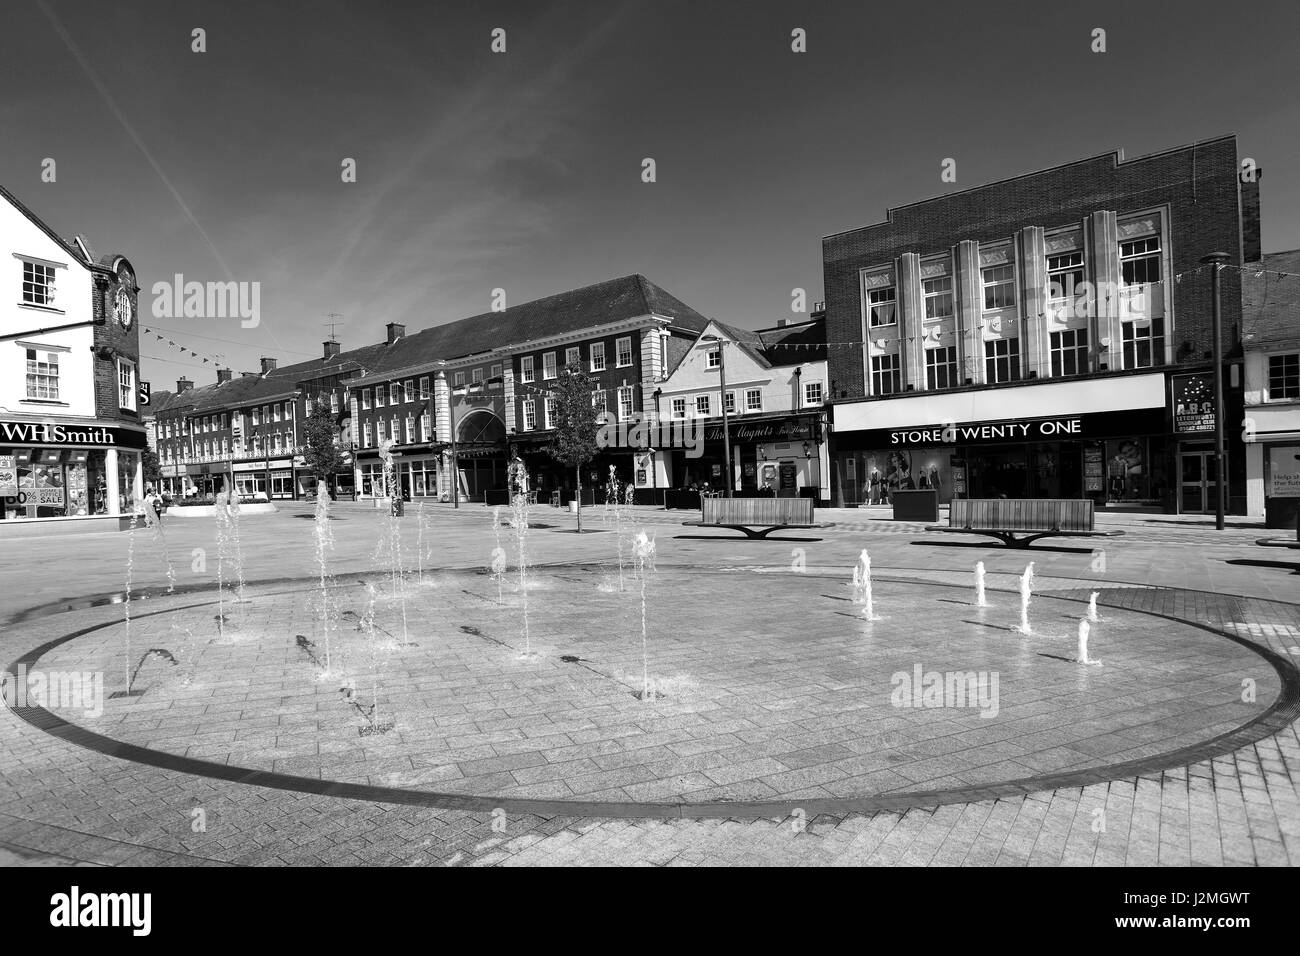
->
[[927, 498, 1125, 548], [682, 497, 835, 539]]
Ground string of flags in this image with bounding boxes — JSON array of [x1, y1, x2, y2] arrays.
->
[[143, 326, 224, 366]]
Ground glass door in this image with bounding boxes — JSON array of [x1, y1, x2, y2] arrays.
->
[[1179, 450, 1220, 514]]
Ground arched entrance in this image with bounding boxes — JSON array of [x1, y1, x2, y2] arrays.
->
[[453, 410, 507, 502]]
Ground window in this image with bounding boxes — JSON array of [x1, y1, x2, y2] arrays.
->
[[471, 367, 482, 385], [923, 276, 953, 320], [590, 342, 606, 372], [405, 414, 414, 444], [744, 388, 763, 412], [451, 371, 463, 388], [543, 352, 557, 379], [271, 403, 280, 422], [420, 412, 431, 441], [363, 421, 372, 447], [21, 260, 57, 306], [360, 389, 371, 411], [390, 383, 402, 405], [724, 391, 736, 415], [522, 399, 536, 430], [565, 347, 580, 369], [592, 389, 607, 412], [982, 264, 1016, 310], [1122, 317, 1165, 369], [705, 348, 721, 369], [617, 386, 634, 420], [616, 337, 632, 368], [391, 417, 399, 444], [376, 420, 386, 443], [802, 381, 823, 407], [867, 286, 897, 328], [984, 338, 1022, 383], [24, 349, 59, 400], [1268, 353, 1300, 400], [490, 364, 502, 380], [117, 360, 136, 410], [695, 395, 711, 417], [330, 392, 339, 414], [871, 354, 901, 395], [671, 397, 687, 419], [1050, 329, 1090, 377], [1121, 236, 1162, 286], [404, 380, 414, 402], [375, 386, 385, 408], [1047, 251, 1086, 312], [544, 397, 556, 429], [520, 356, 535, 382], [925, 347, 958, 390], [418, 376, 430, 399]]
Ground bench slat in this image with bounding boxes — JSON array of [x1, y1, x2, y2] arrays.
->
[[948, 498, 1095, 532]]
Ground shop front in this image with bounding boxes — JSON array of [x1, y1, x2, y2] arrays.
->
[[231, 458, 293, 500], [669, 414, 826, 499], [831, 373, 1177, 511], [187, 461, 231, 498], [0, 420, 147, 533]]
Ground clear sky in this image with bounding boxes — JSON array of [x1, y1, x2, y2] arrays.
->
[[2, 0, 1298, 388]]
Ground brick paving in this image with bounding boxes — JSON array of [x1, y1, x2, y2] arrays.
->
[[0, 501, 1297, 865]]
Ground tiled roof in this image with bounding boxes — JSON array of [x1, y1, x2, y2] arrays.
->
[[756, 316, 828, 362], [0, 184, 111, 273], [1242, 250, 1300, 349], [153, 374, 296, 417]]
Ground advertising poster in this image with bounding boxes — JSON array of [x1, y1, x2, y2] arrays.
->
[[1270, 446, 1300, 498], [861, 449, 955, 504], [1173, 374, 1215, 433], [0, 455, 16, 497]]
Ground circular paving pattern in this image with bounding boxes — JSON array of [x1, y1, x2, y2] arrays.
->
[[9, 564, 1293, 817]]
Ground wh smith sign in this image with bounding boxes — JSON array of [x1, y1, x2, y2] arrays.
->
[[0, 420, 147, 449]]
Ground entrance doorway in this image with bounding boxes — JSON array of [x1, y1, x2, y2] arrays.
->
[[1178, 450, 1221, 514]]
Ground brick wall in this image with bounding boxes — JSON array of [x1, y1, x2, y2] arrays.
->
[[822, 137, 1246, 400], [91, 261, 142, 425]]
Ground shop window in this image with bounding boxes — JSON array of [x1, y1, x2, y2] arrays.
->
[[22, 260, 58, 306], [1122, 317, 1165, 370], [24, 348, 59, 400], [923, 276, 953, 320], [984, 338, 1021, 383], [867, 286, 896, 328], [1105, 437, 1166, 505], [925, 347, 958, 390], [871, 354, 901, 395], [590, 342, 606, 372], [1050, 329, 1090, 377], [982, 264, 1016, 311], [1267, 353, 1299, 400]]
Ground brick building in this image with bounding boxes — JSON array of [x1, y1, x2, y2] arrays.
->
[[821, 136, 1258, 514]]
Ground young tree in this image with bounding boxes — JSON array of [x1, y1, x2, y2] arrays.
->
[[141, 446, 162, 490], [545, 364, 602, 532], [301, 396, 348, 498]]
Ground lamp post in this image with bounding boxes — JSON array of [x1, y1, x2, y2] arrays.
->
[[1201, 251, 1230, 531], [699, 334, 733, 498]]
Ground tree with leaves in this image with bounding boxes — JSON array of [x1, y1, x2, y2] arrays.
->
[[301, 396, 348, 499], [545, 364, 602, 532], [141, 445, 162, 490]]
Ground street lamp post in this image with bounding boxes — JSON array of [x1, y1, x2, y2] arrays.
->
[[699, 335, 733, 498], [1201, 251, 1231, 531]]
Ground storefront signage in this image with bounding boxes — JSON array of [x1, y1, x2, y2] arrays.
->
[[1172, 374, 1215, 433], [839, 408, 1167, 451], [0, 421, 147, 449], [704, 418, 816, 444], [0, 455, 16, 496]]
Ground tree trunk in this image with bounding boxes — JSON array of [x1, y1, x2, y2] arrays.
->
[[575, 463, 582, 532]]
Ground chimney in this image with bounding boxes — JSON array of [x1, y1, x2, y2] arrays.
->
[[176, 377, 193, 392], [776, 318, 787, 328], [1241, 169, 1263, 263], [260, 356, 278, 375], [386, 322, 405, 345], [324, 340, 341, 359], [216, 368, 233, 384]]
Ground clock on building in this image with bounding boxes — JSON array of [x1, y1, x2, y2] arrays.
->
[[114, 283, 134, 329]]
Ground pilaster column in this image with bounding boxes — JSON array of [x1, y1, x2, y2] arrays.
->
[[1088, 210, 1121, 370], [1017, 226, 1047, 379], [105, 447, 121, 516], [955, 240, 983, 385], [899, 253, 925, 390]]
